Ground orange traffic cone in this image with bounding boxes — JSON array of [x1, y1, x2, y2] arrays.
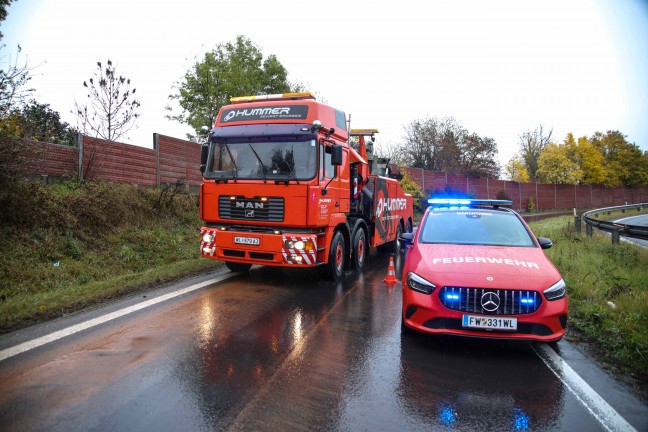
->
[[384, 256, 398, 284]]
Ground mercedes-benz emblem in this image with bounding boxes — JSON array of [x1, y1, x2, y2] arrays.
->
[[481, 292, 500, 312]]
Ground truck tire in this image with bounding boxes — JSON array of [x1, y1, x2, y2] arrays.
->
[[225, 262, 252, 273], [378, 223, 402, 255], [325, 231, 346, 280], [351, 228, 367, 271]]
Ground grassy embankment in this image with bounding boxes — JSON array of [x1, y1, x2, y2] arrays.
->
[[0, 179, 222, 331], [528, 214, 648, 385]]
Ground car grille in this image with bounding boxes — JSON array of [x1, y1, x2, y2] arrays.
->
[[439, 287, 542, 315], [219, 196, 284, 222]]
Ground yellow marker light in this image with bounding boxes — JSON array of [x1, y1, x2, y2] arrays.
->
[[350, 128, 379, 135], [230, 92, 315, 103]]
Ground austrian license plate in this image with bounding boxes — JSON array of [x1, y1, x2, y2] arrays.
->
[[462, 314, 517, 331], [234, 236, 260, 246]]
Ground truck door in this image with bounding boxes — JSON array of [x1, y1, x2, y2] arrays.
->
[[318, 143, 340, 220]]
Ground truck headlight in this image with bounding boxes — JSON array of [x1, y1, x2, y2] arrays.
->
[[202, 233, 215, 243]]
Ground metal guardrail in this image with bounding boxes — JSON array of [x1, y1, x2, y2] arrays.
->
[[577, 203, 648, 244]]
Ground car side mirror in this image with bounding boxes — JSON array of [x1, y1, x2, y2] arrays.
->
[[400, 232, 414, 246], [538, 237, 553, 249]]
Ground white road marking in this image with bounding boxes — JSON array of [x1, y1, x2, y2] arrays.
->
[[0, 274, 235, 362], [533, 343, 637, 432]]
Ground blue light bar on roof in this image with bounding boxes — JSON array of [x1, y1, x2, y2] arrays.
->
[[427, 198, 513, 208]]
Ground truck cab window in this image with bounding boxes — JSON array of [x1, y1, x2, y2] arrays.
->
[[320, 144, 336, 180]]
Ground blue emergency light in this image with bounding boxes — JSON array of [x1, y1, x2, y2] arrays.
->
[[427, 198, 513, 209], [520, 298, 535, 305], [445, 293, 461, 301]]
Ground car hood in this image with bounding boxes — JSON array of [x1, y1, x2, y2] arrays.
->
[[407, 244, 562, 290]]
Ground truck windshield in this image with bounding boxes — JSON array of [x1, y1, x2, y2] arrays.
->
[[206, 138, 318, 181]]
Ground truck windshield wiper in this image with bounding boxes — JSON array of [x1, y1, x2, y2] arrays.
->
[[248, 143, 267, 181], [285, 145, 297, 179], [222, 143, 238, 180]]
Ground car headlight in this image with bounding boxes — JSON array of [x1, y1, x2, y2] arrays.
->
[[406, 272, 437, 295], [544, 278, 566, 300]]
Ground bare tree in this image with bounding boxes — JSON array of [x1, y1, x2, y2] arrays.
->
[[518, 125, 553, 181], [0, 44, 34, 116], [74, 59, 140, 142]]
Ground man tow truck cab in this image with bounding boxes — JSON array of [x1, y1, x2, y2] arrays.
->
[[199, 92, 413, 280]]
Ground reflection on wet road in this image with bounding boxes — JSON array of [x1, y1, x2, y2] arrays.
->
[[0, 252, 639, 431]]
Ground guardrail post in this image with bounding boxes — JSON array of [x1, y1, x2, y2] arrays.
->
[[611, 229, 620, 244], [574, 216, 581, 233], [586, 223, 593, 237]]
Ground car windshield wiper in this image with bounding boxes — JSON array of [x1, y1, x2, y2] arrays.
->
[[248, 143, 267, 181]]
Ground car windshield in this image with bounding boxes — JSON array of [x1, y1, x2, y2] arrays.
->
[[206, 138, 317, 181], [419, 209, 535, 247]]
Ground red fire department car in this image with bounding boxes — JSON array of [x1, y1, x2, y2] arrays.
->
[[400, 199, 568, 342]]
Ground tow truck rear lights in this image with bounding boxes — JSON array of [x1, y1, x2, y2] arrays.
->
[[230, 92, 316, 103]]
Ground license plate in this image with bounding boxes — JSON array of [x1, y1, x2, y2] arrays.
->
[[462, 314, 517, 331], [234, 236, 260, 246]]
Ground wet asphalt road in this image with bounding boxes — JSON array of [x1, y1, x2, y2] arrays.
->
[[0, 252, 646, 431]]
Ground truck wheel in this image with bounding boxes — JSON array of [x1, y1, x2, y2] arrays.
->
[[394, 224, 403, 252], [351, 228, 367, 271], [225, 262, 252, 273], [326, 231, 346, 280]]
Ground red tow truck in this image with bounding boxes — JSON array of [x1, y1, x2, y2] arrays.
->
[[199, 92, 413, 280]]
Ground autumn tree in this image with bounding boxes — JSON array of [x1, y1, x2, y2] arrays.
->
[[536, 142, 583, 184], [399, 169, 426, 212], [590, 130, 648, 187], [74, 59, 140, 142], [504, 155, 530, 183], [562, 133, 607, 185], [517, 125, 552, 181], [1, 99, 76, 145], [167, 35, 297, 141]]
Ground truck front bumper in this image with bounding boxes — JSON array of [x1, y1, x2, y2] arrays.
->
[[200, 228, 318, 267]]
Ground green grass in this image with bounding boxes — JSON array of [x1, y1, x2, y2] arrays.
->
[[0, 179, 223, 331], [529, 216, 648, 382]]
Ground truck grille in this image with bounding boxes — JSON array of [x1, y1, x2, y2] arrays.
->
[[218, 196, 284, 222], [439, 287, 542, 315]]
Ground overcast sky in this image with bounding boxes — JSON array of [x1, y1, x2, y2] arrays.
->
[[2, 0, 647, 171]]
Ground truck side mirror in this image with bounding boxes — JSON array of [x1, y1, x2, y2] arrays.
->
[[331, 144, 343, 166], [200, 145, 209, 173]]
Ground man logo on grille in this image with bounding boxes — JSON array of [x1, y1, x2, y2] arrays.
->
[[245, 210, 254, 218], [481, 292, 500, 312]]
